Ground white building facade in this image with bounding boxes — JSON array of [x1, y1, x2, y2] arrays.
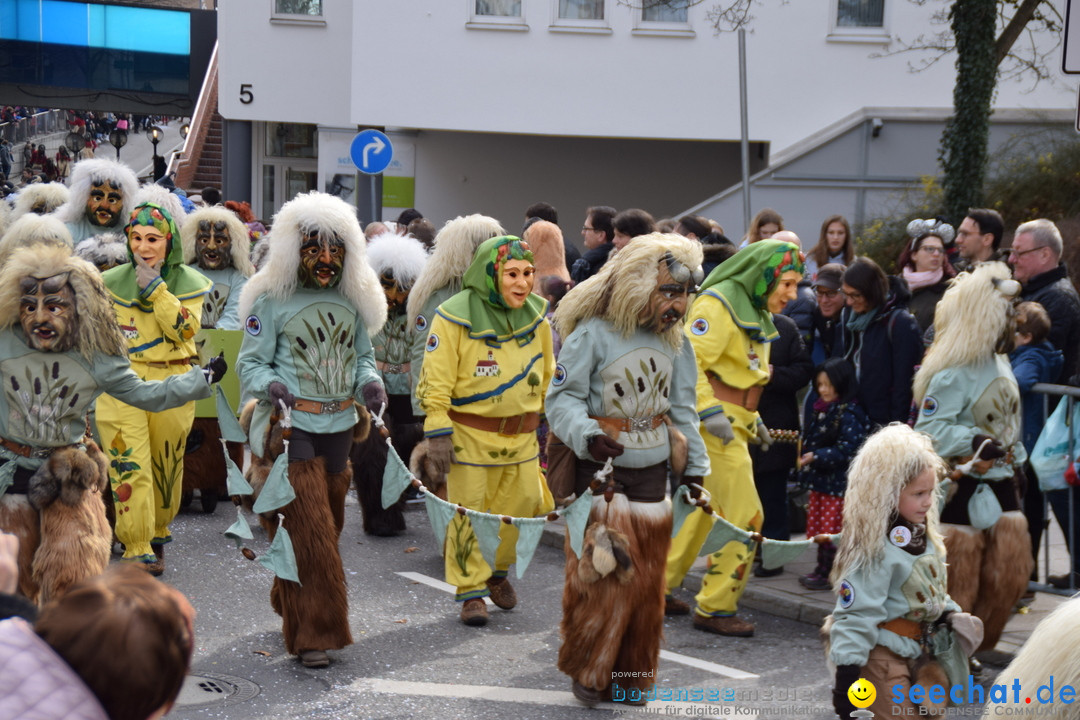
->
[[218, 0, 1072, 241]]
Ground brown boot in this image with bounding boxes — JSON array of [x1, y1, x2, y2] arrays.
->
[[460, 598, 489, 626], [485, 576, 517, 610], [664, 594, 691, 616], [572, 681, 605, 707], [300, 650, 329, 668], [693, 613, 754, 637]]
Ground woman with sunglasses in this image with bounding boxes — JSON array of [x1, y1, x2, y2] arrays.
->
[[897, 218, 956, 335]]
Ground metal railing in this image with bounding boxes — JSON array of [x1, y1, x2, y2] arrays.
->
[[0, 109, 72, 178], [1029, 382, 1080, 596]]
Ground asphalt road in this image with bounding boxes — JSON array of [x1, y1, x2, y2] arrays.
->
[[163, 495, 837, 720]]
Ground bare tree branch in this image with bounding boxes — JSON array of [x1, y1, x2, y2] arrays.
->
[[994, 0, 1047, 66]]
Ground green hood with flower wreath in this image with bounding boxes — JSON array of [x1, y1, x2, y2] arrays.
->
[[697, 239, 804, 343], [436, 235, 548, 346], [103, 202, 211, 306]]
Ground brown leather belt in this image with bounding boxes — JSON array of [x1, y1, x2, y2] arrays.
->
[[377, 360, 411, 374], [447, 409, 540, 435], [293, 397, 354, 415], [707, 373, 764, 412], [1, 437, 80, 460], [139, 357, 194, 369], [879, 617, 928, 641], [589, 414, 665, 437]]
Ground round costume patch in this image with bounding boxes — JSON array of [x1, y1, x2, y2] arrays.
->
[[552, 364, 567, 386], [415, 314, 428, 332], [889, 525, 912, 547], [690, 318, 709, 335], [425, 333, 439, 352], [921, 396, 938, 416], [245, 315, 261, 335], [838, 580, 855, 609]]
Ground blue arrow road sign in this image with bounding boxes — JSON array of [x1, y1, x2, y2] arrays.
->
[[351, 129, 393, 175]]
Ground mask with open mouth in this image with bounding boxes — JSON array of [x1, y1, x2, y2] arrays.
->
[[19, 272, 78, 353], [85, 179, 124, 228], [298, 229, 345, 289], [196, 219, 233, 271], [639, 258, 695, 334]]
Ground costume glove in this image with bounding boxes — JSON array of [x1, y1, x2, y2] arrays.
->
[[679, 475, 704, 501], [202, 352, 227, 384], [362, 381, 388, 415], [587, 434, 624, 462], [936, 611, 984, 657], [134, 255, 161, 290], [832, 664, 861, 718], [754, 420, 774, 451], [428, 435, 456, 475], [972, 434, 1005, 460], [267, 381, 295, 411], [702, 413, 734, 445]]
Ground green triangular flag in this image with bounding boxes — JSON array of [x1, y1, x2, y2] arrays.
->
[[512, 517, 546, 578], [215, 385, 247, 443], [564, 491, 593, 559], [671, 485, 697, 538], [222, 442, 253, 496], [259, 520, 300, 584], [699, 514, 753, 557], [468, 509, 503, 570], [382, 443, 413, 509], [423, 491, 455, 547], [224, 506, 254, 547], [760, 537, 814, 569], [252, 454, 295, 514]]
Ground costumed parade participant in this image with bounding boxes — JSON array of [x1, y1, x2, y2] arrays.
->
[[9, 182, 69, 222], [546, 233, 710, 706], [406, 214, 504, 495], [829, 424, 981, 719], [0, 214, 78, 264], [416, 235, 554, 627], [666, 238, 803, 637], [55, 159, 138, 244], [352, 232, 428, 536], [236, 191, 387, 668], [0, 243, 222, 602], [912, 262, 1028, 653], [96, 203, 213, 575], [179, 205, 256, 512]]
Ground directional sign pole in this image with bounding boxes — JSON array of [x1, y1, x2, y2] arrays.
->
[[351, 129, 394, 224]]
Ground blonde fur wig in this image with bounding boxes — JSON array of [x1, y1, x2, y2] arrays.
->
[[524, 220, 570, 283], [831, 423, 948, 584], [133, 183, 187, 230], [366, 231, 428, 289], [238, 191, 386, 335], [554, 232, 703, 351], [55, 158, 139, 225], [180, 206, 256, 277], [406, 214, 504, 325], [0, 214, 74, 263], [913, 261, 1018, 405], [11, 182, 70, 221], [0, 243, 127, 360]]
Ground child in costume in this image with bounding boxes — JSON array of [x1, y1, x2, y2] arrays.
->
[[416, 235, 554, 627], [796, 357, 870, 590], [829, 423, 981, 718], [546, 233, 710, 706]]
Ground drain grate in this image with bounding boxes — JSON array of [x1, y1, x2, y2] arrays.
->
[[175, 672, 261, 708]]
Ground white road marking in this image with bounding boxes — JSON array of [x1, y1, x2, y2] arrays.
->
[[660, 650, 759, 679], [350, 677, 753, 716], [396, 570, 494, 606], [398, 571, 759, 680]]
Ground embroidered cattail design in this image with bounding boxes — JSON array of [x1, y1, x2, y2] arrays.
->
[[10, 377, 18, 391], [296, 337, 308, 350], [34, 378, 41, 395], [317, 327, 326, 342], [614, 382, 625, 397], [68, 392, 80, 408], [637, 376, 645, 393], [51, 362, 60, 379], [649, 357, 657, 372], [327, 312, 336, 326], [58, 385, 69, 399]]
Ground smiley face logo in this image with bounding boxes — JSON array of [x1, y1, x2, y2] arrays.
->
[[847, 678, 876, 709]]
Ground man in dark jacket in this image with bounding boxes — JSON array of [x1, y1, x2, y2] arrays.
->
[[1010, 219, 1080, 385], [570, 205, 615, 283]]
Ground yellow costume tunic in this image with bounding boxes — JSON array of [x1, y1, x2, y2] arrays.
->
[[97, 204, 211, 563], [416, 236, 554, 601]]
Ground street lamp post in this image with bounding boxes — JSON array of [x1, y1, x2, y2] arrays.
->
[[108, 128, 128, 161], [64, 131, 84, 160], [148, 126, 165, 181]]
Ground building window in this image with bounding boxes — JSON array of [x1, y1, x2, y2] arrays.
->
[[560, 0, 603, 20], [837, 0, 883, 28], [275, 0, 321, 16], [642, 0, 689, 23], [476, 0, 521, 16]]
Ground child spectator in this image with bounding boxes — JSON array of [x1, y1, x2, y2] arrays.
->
[[797, 358, 870, 590], [829, 424, 982, 718], [1010, 301, 1063, 453]]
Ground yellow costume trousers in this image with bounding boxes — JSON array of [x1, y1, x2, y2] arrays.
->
[[445, 459, 553, 601], [96, 364, 195, 562], [666, 404, 762, 616]]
